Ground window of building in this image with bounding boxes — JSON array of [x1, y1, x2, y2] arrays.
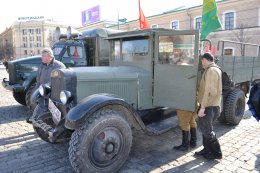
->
[[24, 50, 27, 55], [158, 35, 195, 66], [195, 17, 202, 30], [224, 11, 235, 30], [23, 43, 27, 48], [30, 43, 34, 48], [36, 43, 42, 47], [224, 48, 234, 55], [22, 29, 27, 35], [29, 29, 34, 34], [37, 50, 40, 54], [22, 37, 27, 42], [30, 36, 34, 41], [151, 24, 158, 28], [36, 28, 41, 34], [36, 36, 41, 41], [171, 20, 179, 30]]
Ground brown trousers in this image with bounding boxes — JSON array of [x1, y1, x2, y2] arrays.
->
[[176, 109, 197, 131]]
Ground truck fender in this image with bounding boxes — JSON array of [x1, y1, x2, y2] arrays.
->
[[65, 94, 143, 130]]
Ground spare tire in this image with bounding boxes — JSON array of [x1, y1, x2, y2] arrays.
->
[[224, 89, 245, 125]]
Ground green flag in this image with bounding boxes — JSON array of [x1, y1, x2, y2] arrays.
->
[[200, 0, 222, 40]]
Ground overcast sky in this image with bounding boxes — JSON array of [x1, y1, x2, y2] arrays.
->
[[0, 0, 203, 32]]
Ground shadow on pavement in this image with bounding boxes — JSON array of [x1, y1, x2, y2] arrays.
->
[[0, 132, 35, 145], [0, 105, 31, 124], [256, 154, 260, 171], [120, 119, 239, 172], [0, 134, 73, 173]]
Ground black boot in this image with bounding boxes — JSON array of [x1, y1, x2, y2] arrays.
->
[[174, 130, 189, 151], [194, 136, 210, 156], [203, 137, 222, 159], [190, 128, 197, 148]]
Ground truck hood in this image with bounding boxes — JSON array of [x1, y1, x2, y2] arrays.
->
[[70, 66, 151, 81], [10, 55, 41, 64]]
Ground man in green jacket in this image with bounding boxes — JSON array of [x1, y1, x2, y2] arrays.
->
[[195, 52, 222, 160]]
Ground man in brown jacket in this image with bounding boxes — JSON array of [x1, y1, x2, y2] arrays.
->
[[195, 52, 222, 160]]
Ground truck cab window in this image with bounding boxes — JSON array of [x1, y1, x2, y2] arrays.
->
[[122, 39, 149, 62], [159, 35, 195, 66]]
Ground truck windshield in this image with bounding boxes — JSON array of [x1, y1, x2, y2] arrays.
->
[[158, 35, 195, 66], [53, 46, 83, 59]]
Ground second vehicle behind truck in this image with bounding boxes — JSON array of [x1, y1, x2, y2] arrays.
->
[[2, 27, 121, 110]]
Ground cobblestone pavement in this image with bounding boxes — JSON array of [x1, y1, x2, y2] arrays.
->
[[0, 68, 260, 173]]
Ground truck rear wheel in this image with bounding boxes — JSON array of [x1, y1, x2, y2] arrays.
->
[[26, 83, 37, 111], [68, 109, 132, 173], [13, 92, 26, 106], [224, 89, 245, 125]]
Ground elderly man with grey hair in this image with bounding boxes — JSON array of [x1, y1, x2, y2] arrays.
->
[[26, 48, 65, 123]]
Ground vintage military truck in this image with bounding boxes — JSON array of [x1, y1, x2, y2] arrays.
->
[[32, 28, 260, 172], [2, 27, 120, 110]]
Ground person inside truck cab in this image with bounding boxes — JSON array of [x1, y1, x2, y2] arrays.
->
[[26, 48, 66, 123]]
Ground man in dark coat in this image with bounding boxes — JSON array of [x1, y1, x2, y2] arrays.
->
[[26, 48, 65, 123]]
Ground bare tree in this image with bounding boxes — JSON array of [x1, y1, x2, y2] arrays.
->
[[232, 24, 251, 56]]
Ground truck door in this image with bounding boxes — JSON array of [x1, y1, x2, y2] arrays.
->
[[153, 30, 200, 112]]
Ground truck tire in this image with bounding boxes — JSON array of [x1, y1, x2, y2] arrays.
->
[[224, 89, 245, 125], [26, 83, 37, 111], [68, 109, 132, 173], [13, 92, 26, 106]]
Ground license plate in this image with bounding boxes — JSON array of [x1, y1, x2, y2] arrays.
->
[[48, 99, 61, 123]]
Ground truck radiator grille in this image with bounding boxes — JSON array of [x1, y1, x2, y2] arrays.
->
[[51, 77, 64, 102], [50, 69, 77, 104]]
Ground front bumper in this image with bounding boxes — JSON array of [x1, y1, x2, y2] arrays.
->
[[2, 78, 25, 92]]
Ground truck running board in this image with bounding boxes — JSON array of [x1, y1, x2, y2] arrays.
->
[[145, 116, 178, 135]]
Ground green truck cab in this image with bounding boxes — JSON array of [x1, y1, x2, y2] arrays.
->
[[32, 28, 260, 172], [2, 27, 120, 110]]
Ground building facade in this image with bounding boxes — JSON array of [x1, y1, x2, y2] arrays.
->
[[0, 19, 68, 60], [78, 0, 260, 56]]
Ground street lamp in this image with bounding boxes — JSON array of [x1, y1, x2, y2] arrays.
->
[[118, 18, 127, 30]]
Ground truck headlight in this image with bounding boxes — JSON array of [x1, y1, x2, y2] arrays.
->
[[39, 83, 51, 96], [60, 90, 71, 105]]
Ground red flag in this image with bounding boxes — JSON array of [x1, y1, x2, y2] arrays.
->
[[138, 0, 149, 29]]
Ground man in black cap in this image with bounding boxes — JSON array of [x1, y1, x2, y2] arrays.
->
[[195, 52, 222, 160]]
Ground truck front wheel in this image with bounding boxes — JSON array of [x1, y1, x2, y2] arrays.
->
[[13, 92, 26, 106], [68, 109, 132, 173], [224, 89, 245, 125]]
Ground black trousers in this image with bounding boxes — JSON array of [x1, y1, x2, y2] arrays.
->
[[197, 106, 220, 139]]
